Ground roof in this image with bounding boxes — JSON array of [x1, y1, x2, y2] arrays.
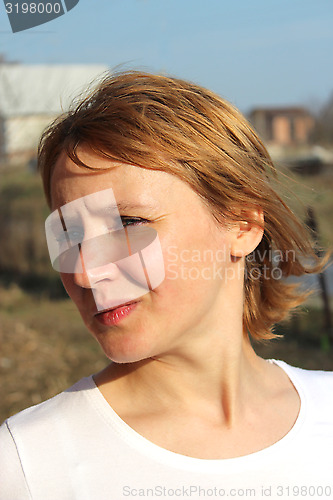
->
[[0, 64, 109, 118], [249, 106, 312, 117]]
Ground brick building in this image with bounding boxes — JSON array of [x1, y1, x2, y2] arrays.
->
[[249, 107, 315, 146]]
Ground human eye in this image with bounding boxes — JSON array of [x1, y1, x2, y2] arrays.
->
[[55, 227, 84, 247], [120, 217, 149, 227]]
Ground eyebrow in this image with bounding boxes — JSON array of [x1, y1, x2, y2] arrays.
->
[[115, 201, 157, 212]]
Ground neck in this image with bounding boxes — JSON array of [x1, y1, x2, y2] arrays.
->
[[95, 278, 269, 426], [96, 328, 267, 427]]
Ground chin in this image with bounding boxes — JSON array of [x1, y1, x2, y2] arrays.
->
[[91, 327, 158, 365]]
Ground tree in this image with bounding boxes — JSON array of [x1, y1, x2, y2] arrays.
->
[[312, 92, 333, 145]]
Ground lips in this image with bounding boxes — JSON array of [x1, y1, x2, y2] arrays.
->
[[94, 300, 139, 326], [96, 299, 139, 315]]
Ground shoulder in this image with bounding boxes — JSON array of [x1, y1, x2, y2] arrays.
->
[[2, 376, 94, 438], [0, 420, 32, 499], [275, 358, 333, 385], [273, 359, 333, 415], [0, 376, 98, 498]]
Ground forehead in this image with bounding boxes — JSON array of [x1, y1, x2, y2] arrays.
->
[[50, 149, 168, 210], [50, 148, 207, 217]]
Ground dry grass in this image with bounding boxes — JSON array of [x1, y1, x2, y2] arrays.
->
[[0, 284, 107, 423]]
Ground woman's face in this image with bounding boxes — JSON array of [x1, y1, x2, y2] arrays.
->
[[50, 147, 237, 363]]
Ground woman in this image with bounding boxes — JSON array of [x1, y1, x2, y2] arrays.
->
[[1, 71, 332, 499]]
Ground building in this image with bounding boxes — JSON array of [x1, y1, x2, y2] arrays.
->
[[249, 107, 315, 147], [0, 64, 109, 164]]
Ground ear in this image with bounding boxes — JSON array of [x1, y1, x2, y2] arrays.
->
[[229, 209, 264, 258]]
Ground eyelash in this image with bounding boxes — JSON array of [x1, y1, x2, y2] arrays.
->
[[120, 216, 149, 227]]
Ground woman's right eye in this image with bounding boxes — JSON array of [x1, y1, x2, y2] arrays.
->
[[56, 229, 84, 246]]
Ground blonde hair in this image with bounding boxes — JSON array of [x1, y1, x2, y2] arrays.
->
[[38, 70, 325, 341]]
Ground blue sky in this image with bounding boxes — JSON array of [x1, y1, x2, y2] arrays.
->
[[1, 0, 332, 112]]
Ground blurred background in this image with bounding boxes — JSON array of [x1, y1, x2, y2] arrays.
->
[[0, 0, 332, 422]]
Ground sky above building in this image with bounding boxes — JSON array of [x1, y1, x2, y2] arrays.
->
[[0, 0, 332, 112]]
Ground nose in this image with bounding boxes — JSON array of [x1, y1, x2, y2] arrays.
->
[[73, 241, 122, 289]]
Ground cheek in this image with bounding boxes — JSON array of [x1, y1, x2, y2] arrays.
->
[[157, 237, 229, 310], [60, 273, 78, 302], [162, 226, 231, 284], [127, 228, 165, 291]]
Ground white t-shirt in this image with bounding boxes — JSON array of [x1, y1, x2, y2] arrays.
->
[[1, 359, 333, 500]]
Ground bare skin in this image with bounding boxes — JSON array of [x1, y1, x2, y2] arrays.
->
[[51, 146, 301, 460], [95, 358, 300, 459]]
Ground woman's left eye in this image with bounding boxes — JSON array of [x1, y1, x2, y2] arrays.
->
[[120, 217, 149, 227]]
